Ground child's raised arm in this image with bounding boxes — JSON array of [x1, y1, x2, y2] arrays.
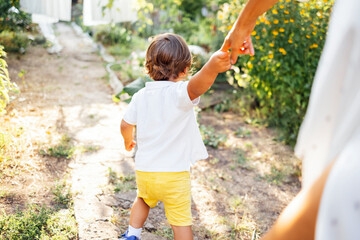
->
[[187, 50, 231, 101]]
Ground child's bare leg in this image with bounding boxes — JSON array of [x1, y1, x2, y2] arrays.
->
[[171, 225, 193, 240], [129, 197, 150, 228]]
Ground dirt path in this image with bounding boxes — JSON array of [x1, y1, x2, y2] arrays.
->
[[3, 22, 301, 240], [5, 22, 157, 239]]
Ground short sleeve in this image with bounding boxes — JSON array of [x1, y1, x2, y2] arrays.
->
[[123, 92, 139, 125], [173, 81, 200, 111]]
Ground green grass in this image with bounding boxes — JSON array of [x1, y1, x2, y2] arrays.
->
[[0, 175, 77, 239], [40, 135, 75, 159], [235, 127, 252, 138], [108, 168, 136, 193], [264, 166, 286, 185], [199, 125, 227, 149], [0, 205, 77, 240], [154, 226, 174, 239], [52, 180, 73, 208]]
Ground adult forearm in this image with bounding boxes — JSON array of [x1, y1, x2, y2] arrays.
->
[[235, 0, 279, 31]]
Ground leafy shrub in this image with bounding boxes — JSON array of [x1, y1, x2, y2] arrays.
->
[[0, 31, 30, 53], [135, 0, 224, 50], [0, 0, 31, 32], [219, 0, 333, 145], [94, 25, 132, 46], [0, 45, 18, 115]]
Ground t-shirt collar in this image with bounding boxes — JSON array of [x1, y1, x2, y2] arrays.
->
[[145, 81, 177, 89]]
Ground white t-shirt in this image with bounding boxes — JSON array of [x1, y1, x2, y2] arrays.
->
[[123, 80, 208, 172]]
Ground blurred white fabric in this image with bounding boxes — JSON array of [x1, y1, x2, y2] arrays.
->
[[295, 0, 360, 238], [20, 0, 71, 22], [83, 0, 137, 26], [295, 0, 360, 189]]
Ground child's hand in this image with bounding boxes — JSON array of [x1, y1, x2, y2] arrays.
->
[[125, 140, 136, 151], [206, 50, 231, 74]]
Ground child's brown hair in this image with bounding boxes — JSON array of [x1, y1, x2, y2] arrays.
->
[[145, 33, 192, 81]]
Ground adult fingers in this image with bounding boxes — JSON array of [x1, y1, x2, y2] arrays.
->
[[246, 36, 255, 56], [220, 38, 231, 52], [230, 50, 239, 65]]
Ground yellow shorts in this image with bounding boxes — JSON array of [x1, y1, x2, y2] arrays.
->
[[135, 171, 192, 226]]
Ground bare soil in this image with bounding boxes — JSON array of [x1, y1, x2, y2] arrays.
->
[[0, 23, 301, 240]]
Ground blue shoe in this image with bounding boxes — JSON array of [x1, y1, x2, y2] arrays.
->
[[119, 230, 139, 240]]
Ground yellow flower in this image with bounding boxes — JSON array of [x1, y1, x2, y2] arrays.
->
[[288, 39, 293, 43], [255, 36, 260, 39], [265, 20, 271, 25], [279, 28, 285, 32], [284, 10, 289, 14], [284, 20, 289, 23], [306, 35, 310, 38], [251, 31, 257, 36], [286, 0, 291, 2], [272, 9, 278, 14], [269, 43, 275, 47], [273, 19, 279, 24], [272, 30, 279, 36], [290, 19, 294, 22], [247, 62, 253, 68], [256, 20, 260, 25], [250, 56, 255, 61], [269, 54, 274, 59], [312, 32, 316, 35], [310, 43, 319, 49], [311, 24, 317, 29], [227, 25, 233, 30], [300, 9, 305, 15], [280, 5, 285, 9], [279, 48, 287, 55], [260, 16, 266, 23], [218, 14, 223, 20]]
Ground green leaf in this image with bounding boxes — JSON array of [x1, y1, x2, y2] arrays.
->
[[122, 75, 153, 96]]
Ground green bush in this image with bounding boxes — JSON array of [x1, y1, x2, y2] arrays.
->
[[94, 25, 132, 46], [135, 0, 225, 50], [0, 45, 18, 115], [0, 31, 30, 53], [219, 0, 333, 145], [0, 0, 31, 32]]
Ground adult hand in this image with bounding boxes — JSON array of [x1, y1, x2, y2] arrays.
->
[[221, 29, 255, 65]]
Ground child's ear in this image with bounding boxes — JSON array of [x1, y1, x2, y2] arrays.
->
[[182, 67, 189, 75]]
